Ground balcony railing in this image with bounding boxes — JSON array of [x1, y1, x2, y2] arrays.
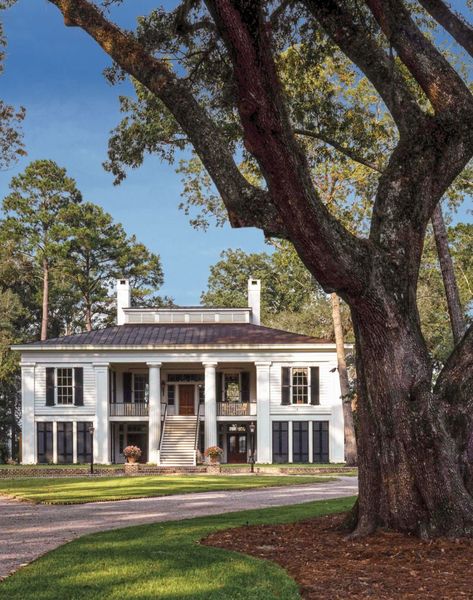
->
[[217, 402, 256, 417], [109, 402, 149, 417]]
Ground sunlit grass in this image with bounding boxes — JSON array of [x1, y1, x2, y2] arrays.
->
[[0, 474, 333, 504], [0, 496, 356, 599]]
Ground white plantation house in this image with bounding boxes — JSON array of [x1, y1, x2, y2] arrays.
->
[[15, 279, 346, 466]]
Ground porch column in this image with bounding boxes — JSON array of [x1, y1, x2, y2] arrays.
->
[[94, 363, 110, 464], [203, 362, 218, 449], [255, 362, 272, 463], [21, 363, 36, 464], [147, 362, 162, 464]]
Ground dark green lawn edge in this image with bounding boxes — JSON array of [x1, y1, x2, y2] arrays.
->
[[0, 474, 335, 505], [0, 496, 357, 600]]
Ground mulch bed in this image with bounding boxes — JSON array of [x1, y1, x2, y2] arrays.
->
[[202, 513, 473, 599]]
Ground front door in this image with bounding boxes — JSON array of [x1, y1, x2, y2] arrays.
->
[[227, 432, 247, 463], [179, 385, 195, 416]]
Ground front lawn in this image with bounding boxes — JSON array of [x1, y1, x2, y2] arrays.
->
[[0, 496, 356, 599], [0, 474, 332, 504]]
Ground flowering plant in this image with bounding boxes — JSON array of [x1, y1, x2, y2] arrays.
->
[[204, 446, 224, 458], [123, 445, 142, 460]]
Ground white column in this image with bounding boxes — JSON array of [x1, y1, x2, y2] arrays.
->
[[203, 362, 218, 449], [147, 362, 162, 464], [308, 421, 314, 463], [73, 421, 78, 464], [21, 363, 36, 464], [52, 421, 58, 464], [288, 421, 293, 463], [255, 362, 271, 463], [94, 363, 110, 464]]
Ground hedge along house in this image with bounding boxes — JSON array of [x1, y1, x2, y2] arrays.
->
[[14, 279, 346, 466]]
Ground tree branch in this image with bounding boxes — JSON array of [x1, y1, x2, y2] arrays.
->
[[304, 0, 424, 136], [48, 0, 286, 238], [417, 0, 473, 59], [294, 128, 383, 173], [365, 0, 472, 114], [204, 0, 371, 295]]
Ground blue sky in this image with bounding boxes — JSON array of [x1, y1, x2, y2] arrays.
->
[[1, 1, 471, 304], [0, 0, 268, 304]]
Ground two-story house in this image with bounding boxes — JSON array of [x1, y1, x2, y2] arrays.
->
[[14, 279, 346, 466]]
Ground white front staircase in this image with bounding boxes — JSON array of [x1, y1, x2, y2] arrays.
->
[[159, 416, 197, 466]]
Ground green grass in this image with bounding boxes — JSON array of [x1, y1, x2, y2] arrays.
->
[[0, 474, 333, 504], [0, 496, 356, 599]]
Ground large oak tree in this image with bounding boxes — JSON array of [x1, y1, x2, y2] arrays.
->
[[46, 0, 473, 538]]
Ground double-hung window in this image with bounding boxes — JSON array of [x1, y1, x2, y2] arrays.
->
[[46, 367, 83, 407], [281, 366, 319, 406], [57, 368, 74, 405]]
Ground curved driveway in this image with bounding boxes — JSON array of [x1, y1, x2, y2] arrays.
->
[[0, 476, 357, 580]]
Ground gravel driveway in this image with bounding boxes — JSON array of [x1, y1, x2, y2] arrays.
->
[[0, 476, 357, 580]]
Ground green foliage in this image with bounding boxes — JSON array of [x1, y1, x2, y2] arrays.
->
[[201, 242, 350, 340], [418, 222, 473, 364], [0, 497, 355, 600]]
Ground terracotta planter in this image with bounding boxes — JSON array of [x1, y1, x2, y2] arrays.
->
[[209, 455, 221, 464], [127, 456, 138, 464]]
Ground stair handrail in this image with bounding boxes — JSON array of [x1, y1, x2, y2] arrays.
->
[[194, 401, 203, 463], [159, 402, 168, 451]]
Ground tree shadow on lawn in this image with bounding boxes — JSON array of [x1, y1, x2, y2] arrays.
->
[[0, 475, 328, 504], [0, 498, 356, 599]]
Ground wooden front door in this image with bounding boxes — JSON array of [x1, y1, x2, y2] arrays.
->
[[179, 385, 195, 416], [227, 432, 248, 463]]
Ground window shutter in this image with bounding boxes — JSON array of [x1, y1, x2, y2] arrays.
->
[[123, 372, 132, 403], [216, 372, 223, 403], [241, 372, 250, 403], [74, 368, 84, 406], [46, 368, 55, 406], [310, 367, 320, 405], [281, 367, 290, 405]]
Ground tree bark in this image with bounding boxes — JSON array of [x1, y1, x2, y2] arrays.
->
[[350, 289, 473, 538], [40, 258, 49, 341], [330, 293, 357, 466], [431, 203, 466, 344]]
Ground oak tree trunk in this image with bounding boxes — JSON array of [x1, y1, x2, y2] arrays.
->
[[431, 203, 465, 344], [350, 287, 473, 538], [41, 258, 49, 341], [330, 292, 357, 466]]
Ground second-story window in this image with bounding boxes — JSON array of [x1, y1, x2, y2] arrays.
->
[[57, 368, 74, 405], [225, 373, 241, 402], [133, 374, 149, 403], [292, 368, 309, 404]]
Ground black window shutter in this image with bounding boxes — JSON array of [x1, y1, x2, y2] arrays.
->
[[123, 372, 132, 403], [46, 368, 55, 406], [74, 368, 84, 406], [216, 372, 223, 402], [241, 372, 250, 403], [281, 367, 290, 405], [310, 367, 320, 405]]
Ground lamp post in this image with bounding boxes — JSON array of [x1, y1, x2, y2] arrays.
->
[[249, 421, 256, 474], [88, 425, 95, 475]]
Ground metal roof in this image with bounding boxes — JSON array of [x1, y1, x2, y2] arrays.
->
[[18, 323, 331, 348]]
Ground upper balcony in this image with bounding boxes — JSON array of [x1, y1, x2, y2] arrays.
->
[[110, 402, 149, 417], [217, 402, 257, 417]]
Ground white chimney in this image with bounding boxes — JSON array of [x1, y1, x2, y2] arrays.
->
[[248, 278, 261, 325], [116, 279, 131, 326]]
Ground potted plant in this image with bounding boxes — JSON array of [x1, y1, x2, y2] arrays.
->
[[204, 446, 223, 464], [123, 445, 142, 464]]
